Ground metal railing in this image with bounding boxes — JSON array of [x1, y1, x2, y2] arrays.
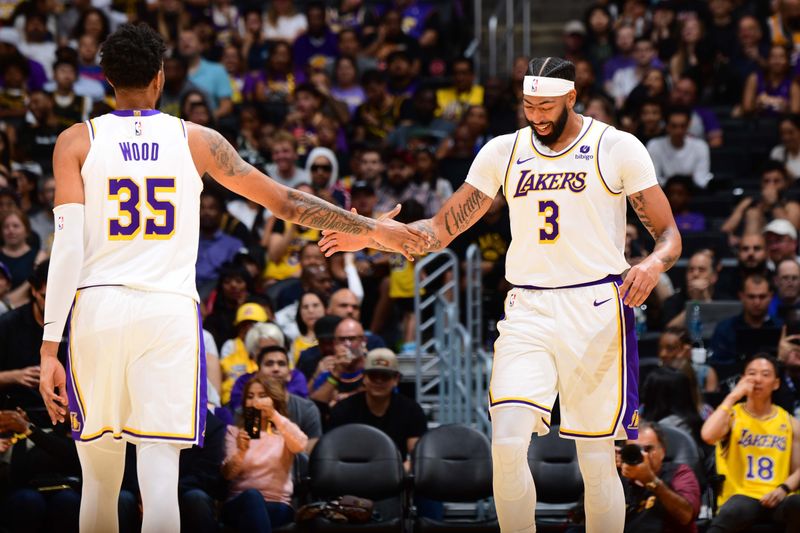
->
[[412, 245, 492, 435], [468, 0, 532, 79]]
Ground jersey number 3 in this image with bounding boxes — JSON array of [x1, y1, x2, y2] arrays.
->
[[538, 200, 559, 243], [108, 177, 176, 240]]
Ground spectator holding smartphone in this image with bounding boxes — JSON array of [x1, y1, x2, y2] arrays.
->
[[221, 376, 308, 533]]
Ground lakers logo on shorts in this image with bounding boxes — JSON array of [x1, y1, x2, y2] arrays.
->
[[628, 410, 639, 431], [70, 412, 81, 432]]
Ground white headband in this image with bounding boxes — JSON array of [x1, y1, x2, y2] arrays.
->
[[523, 76, 575, 97]]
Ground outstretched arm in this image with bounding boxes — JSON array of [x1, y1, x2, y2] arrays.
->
[[622, 184, 682, 306], [187, 124, 429, 258], [319, 183, 493, 256]]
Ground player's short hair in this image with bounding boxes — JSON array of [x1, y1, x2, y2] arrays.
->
[[100, 23, 166, 89], [526, 57, 575, 82]]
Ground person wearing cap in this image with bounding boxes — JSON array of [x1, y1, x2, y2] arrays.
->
[[562, 20, 587, 65], [765, 218, 800, 270], [328, 347, 427, 466], [219, 302, 269, 405], [710, 273, 781, 368], [319, 56, 681, 533]]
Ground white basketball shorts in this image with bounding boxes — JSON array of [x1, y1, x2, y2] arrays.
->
[[489, 275, 639, 440], [65, 285, 206, 446]]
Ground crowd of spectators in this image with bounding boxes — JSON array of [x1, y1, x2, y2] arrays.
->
[[5, 0, 800, 530]]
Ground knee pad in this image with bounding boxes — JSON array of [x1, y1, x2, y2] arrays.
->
[[492, 436, 532, 501]]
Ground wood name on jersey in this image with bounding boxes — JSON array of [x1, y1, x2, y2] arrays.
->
[[119, 142, 160, 162], [513, 171, 587, 197]]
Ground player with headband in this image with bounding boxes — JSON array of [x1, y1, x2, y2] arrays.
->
[[319, 56, 681, 532]]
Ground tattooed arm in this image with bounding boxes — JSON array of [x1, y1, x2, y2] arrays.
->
[[620, 184, 682, 307], [319, 183, 493, 256], [187, 124, 430, 257]]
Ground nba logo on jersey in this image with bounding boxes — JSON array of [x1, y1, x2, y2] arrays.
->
[[57, 215, 64, 231], [134, 121, 142, 136], [529, 78, 538, 93], [508, 293, 516, 308]]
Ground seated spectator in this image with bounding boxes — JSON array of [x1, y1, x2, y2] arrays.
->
[[264, 131, 309, 189], [633, 97, 666, 146], [718, 233, 771, 298], [435, 56, 483, 123], [764, 219, 800, 270], [196, 191, 245, 298], [659, 327, 719, 393], [702, 354, 800, 532], [771, 114, 800, 180], [584, 94, 618, 125], [219, 303, 269, 406], [178, 409, 228, 533], [0, 208, 46, 294], [233, 322, 308, 399], [664, 175, 706, 233], [375, 151, 435, 215], [263, 0, 307, 43], [608, 37, 660, 110], [741, 44, 800, 117], [722, 163, 800, 240], [329, 348, 427, 470], [48, 56, 93, 129], [296, 314, 341, 382], [710, 273, 781, 368], [585, 5, 614, 73], [769, 259, 800, 322], [647, 107, 712, 189], [274, 263, 334, 341], [669, 76, 723, 148], [220, 44, 245, 105], [253, 41, 306, 108], [729, 15, 767, 88], [292, 291, 326, 364], [292, 2, 338, 71], [309, 317, 367, 406], [203, 263, 254, 349], [603, 24, 636, 91], [229, 345, 321, 453], [303, 147, 346, 207], [221, 376, 307, 532], [662, 249, 726, 328], [668, 15, 712, 91], [178, 27, 233, 120], [16, 90, 62, 175], [353, 69, 403, 144], [17, 13, 56, 80], [388, 86, 454, 151], [618, 421, 701, 533], [336, 28, 378, 76], [330, 55, 365, 118], [641, 367, 705, 445], [385, 50, 417, 99]]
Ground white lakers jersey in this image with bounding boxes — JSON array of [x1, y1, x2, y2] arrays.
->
[[465, 116, 658, 287], [78, 110, 202, 301]]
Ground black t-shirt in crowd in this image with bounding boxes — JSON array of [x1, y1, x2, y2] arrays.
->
[[328, 391, 427, 459]]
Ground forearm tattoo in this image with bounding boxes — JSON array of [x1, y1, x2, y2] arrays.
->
[[286, 190, 375, 234], [629, 191, 679, 270], [408, 219, 443, 252], [443, 186, 490, 237], [203, 128, 252, 177]]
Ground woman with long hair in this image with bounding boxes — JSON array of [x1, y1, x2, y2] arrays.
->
[[221, 375, 308, 532], [253, 41, 305, 106], [771, 114, 800, 179], [263, 0, 307, 43], [641, 367, 705, 446], [668, 15, 709, 83], [741, 44, 800, 116], [292, 291, 326, 364]]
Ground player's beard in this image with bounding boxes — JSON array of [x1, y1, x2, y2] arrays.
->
[[529, 104, 569, 147]]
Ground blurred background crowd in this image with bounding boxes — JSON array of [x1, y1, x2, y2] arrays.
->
[[2, 0, 800, 531]]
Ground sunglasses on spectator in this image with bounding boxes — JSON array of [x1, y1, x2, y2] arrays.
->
[[311, 164, 332, 172]]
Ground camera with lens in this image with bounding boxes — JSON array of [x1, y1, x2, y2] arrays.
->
[[620, 443, 644, 465]]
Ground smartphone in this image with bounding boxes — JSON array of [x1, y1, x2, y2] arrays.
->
[[243, 407, 261, 439]]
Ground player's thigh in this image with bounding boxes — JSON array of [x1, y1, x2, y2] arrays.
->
[[552, 283, 634, 439], [127, 295, 203, 434], [490, 310, 558, 421]]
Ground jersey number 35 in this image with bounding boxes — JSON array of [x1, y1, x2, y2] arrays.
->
[[107, 177, 176, 240]]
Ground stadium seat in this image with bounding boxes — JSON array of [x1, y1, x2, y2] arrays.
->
[[305, 424, 406, 532], [527, 425, 583, 529], [679, 231, 733, 259], [412, 424, 499, 532]]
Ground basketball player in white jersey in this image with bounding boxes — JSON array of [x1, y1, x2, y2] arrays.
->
[[37, 24, 429, 533], [320, 57, 682, 532]]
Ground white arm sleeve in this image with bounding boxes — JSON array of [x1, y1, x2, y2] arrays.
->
[[43, 203, 85, 342], [343, 254, 364, 302]]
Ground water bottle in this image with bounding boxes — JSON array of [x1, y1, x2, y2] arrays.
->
[[634, 304, 647, 336], [688, 301, 707, 364]]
